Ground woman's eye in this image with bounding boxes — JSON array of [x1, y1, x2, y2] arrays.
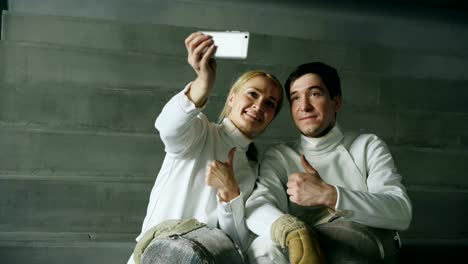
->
[[248, 91, 258, 98], [266, 101, 275, 109]]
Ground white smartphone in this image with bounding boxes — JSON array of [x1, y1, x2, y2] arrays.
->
[[201, 31, 250, 59]]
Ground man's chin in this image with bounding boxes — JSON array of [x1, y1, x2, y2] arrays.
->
[[299, 127, 321, 138]]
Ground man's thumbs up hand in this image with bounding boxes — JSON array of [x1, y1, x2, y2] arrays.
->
[[287, 155, 337, 208], [301, 154, 317, 174]]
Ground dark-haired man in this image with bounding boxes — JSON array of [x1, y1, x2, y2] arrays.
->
[[245, 62, 412, 263]]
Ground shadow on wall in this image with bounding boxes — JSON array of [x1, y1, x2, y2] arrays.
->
[[0, 0, 8, 39]]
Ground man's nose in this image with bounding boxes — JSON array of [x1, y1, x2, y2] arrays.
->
[[299, 97, 313, 111]]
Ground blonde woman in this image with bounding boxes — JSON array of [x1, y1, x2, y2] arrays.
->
[[128, 32, 283, 264]]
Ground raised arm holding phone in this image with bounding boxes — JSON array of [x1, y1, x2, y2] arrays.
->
[[127, 32, 284, 264]]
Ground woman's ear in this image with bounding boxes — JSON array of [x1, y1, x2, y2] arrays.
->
[[228, 92, 235, 107]]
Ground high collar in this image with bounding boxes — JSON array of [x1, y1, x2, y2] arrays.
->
[[220, 118, 253, 152], [300, 124, 344, 154]]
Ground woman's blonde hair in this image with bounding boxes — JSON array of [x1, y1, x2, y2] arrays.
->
[[218, 70, 283, 123]]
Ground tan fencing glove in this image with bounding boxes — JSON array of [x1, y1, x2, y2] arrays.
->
[[271, 214, 326, 264]]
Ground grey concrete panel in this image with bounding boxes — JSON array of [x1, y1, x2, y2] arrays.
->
[[2, 12, 364, 71], [8, 0, 468, 55], [2, 11, 193, 56], [360, 47, 468, 80], [0, 82, 226, 133], [0, 179, 150, 233], [401, 189, 468, 240], [390, 146, 468, 186], [0, 240, 133, 264], [0, 82, 167, 134], [0, 42, 280, 92], [0, 81, 253, 135], [0, 127, 164, 176], [4, 13, 468, 82], [0, 42, 194, 87], [441, 113, 468, 148], [340, 73, 380, 108], [380, 77, 468, 112], [395, 110, 444, 148], [337, 108, 397, 143]]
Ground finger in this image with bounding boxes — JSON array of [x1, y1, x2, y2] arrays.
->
[[288, 173, 300, 183], [226, 147, 236, 167], [192, 38, 214, 59], [205, 174, 212, 185], [187, 35, 212, 63], [185, 32, 202, 49], [289, 195, 298, 204], [286, 178, 295, 188], [301, 155, 315, 173], [209, 57, 217, 72], [202, 44, 217, 63]]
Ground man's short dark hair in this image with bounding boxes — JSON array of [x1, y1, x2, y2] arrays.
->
[[284, 62, 342, 102]]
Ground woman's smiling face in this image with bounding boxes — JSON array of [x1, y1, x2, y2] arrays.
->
[[227, 76, 282, 138]]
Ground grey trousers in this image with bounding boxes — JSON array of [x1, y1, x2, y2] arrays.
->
[[315, 219, 400, 264], [248, 219, 400, 264]]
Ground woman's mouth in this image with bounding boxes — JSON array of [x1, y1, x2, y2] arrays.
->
[[244, 111, 262, 122]]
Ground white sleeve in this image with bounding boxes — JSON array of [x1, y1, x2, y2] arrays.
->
[[217, 193, 255, 252], [154, 83, 207, 156], [245, 148, 288, 237], [334, 136, 413, 230]]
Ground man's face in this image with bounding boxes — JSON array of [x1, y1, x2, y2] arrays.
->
[[289, 73, 342, 138]]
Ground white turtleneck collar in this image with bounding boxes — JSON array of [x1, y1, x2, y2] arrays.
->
[[300, 124, 344, 154], [220, 118, 253, 152]]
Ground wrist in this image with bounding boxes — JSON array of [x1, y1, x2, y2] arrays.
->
[[218, 186, 240, 202], [323, 184, 337, 209], [187, 79, 212, 107]]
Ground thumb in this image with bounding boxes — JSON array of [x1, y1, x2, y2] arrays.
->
[[301, 155, 315, 173], [226, 147, 236, 166]]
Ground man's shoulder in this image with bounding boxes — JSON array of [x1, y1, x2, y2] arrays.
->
[[265, 139, 300, 152], [261, 139, 301, 161], [342, 129, 387, 150]]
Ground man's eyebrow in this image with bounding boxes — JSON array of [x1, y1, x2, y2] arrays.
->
[[308, 85, 323, 90], [290, 85, 323, 95]]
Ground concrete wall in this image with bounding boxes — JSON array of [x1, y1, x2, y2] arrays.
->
[[1, 0, 468, 263]]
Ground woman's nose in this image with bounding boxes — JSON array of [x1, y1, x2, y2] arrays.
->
[[253, 101, 264, 112]]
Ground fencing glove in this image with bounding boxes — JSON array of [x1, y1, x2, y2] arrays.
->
[[271, 214, 326, 264]]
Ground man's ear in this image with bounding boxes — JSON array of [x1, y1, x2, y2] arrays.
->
[[333, 95, 342, 113]]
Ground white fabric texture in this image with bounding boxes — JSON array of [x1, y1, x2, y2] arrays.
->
[[246, 125, 413, 241], [134, 84, 257, 253]]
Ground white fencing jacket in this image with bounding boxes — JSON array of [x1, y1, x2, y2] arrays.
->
[[136, 85, 257, 251], [246, 125, 413, 238]]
